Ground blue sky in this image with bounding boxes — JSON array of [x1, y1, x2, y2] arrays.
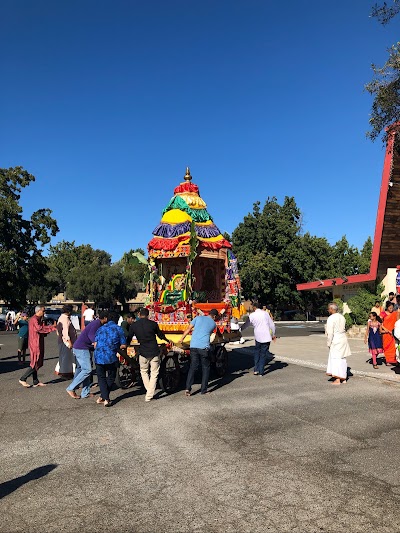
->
[[2, 0, 398, 260]]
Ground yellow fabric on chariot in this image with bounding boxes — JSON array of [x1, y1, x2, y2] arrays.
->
[[161, 209, 192, 224], [197, 234, 225, 242], [232, 304, 247, 319], [176, 192, 207, 209], [157, 324, 188, 332], [195, 220, 213, 226]]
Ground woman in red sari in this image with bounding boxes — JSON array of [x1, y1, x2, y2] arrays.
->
[[382, 302, 399, 365]]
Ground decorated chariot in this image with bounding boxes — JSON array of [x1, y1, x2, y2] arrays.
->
[[116, 168, 243, 393]]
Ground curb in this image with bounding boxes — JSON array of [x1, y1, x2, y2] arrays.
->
[[230, 344, 400, 386]]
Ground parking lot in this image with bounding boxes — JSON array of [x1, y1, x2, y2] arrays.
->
[[2, 324, 400, 532]]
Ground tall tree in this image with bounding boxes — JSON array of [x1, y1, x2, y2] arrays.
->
[[47, 241, 111, 296], [67, 263, 121, 308], [366, 1, 400, 142], [232, 197, 303, 308], [329, 236, 363, 277], [0, 167, 58, 305]]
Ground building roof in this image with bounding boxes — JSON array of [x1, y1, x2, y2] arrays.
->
[[297, 129, 398, 292]]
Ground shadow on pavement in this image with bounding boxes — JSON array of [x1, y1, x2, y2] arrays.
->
[[207, 346, 289, 393], [0, 360, 29, 374], [112, 386, 146, 405], [0, 464, 58, 499]]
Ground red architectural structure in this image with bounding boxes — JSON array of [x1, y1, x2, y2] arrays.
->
[[297, 129, 400, 295]]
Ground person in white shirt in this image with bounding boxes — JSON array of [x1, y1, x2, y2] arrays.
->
[[83, 305, 95, 326], [6, 309, 16, 331], [242, 302, 276, 376], [326, 302, 351, 385]]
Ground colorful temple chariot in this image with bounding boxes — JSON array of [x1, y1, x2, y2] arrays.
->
[[145, 167, 242, 335]]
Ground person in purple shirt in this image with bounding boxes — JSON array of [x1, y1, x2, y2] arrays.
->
[[66, 311, 108, 399]]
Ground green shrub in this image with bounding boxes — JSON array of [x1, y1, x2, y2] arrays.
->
[[293, 312, 306, 320], [347, 284, 384, 325], [344, 313, 354, 330]]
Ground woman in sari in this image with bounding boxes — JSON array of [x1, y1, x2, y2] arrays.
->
[[381, 302, 399, 365], [55, 305, 77, 378]]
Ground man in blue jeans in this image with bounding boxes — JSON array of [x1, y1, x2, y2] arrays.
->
[[66, 311, 108, 399], [242, 302, 276, 376], [179, 309, 219, 396]]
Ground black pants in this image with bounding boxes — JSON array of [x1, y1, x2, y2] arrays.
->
[[186, 348, 210, 394], [20, 366, 39, 386], [96, 363, 117, 401]]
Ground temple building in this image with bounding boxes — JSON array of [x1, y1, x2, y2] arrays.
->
[[297, 128, 400, 301]]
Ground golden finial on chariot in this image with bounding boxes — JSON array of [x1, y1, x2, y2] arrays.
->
[[184, 167, 192, 181]]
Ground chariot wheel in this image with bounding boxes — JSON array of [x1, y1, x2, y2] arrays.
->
[[159, 354, 181, 394], [115, 363, 136, 389], [214, 345, 229, 377]]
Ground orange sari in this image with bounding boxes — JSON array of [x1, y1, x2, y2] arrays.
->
[[383, 311, 398, 364]]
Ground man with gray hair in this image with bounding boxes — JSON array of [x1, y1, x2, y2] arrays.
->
[[326, 302, 351, 385], [19, 306, 57, 388]]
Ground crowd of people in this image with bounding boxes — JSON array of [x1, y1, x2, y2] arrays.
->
[[9, 293, 400, 402], [10, 301, 279, 405]]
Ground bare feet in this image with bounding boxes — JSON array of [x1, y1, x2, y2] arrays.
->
[[81, 393, 94, 399], [104, 400, 112, 407], [96, 397, 105, 404], [18, 380, 31, 388], [67, 390, 80, 399], [33, 382, 47, 387], [331, 379, 341, 385], [184, 390, 191, 397]]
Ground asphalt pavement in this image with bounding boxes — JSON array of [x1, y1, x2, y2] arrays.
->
[[2, 325, 400, 533]]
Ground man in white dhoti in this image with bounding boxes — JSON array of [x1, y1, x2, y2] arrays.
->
[[326, 302, 351, 385]]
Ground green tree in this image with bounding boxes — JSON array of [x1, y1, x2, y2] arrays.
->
[[346, 283, 385, 325], [359, 237, 373, 274], [232, 197, 305, 309], [47, 241, 111, 296], [232, 195, 372, 314], [0, 167, 58, 305], [329, 236, 363, 277], [366, 2, 400, 142], [113, 249, 148, 308], [67, 263, 120, 308]]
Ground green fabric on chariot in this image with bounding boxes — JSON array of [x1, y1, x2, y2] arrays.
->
[[162, 196, 213, 222]]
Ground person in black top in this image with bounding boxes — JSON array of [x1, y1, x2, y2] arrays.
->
[[127, 308, 170, 402], [120, 312, 136, 338]]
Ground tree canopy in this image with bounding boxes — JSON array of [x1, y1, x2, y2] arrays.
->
[[0, 167, 58, 305], [366, 1, 400, 142], [232, 197, 372, 314]]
